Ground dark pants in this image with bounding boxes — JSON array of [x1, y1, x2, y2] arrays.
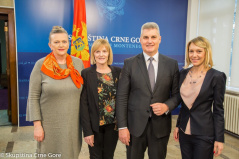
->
[[88, 124, 118, 159], [127, 118, 170, 159], [179, 129, 214, 159]]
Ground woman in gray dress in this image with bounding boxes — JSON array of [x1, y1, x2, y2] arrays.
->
[[26, 26, 84, 159]]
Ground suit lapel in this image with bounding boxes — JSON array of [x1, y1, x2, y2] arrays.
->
[[179, 68, 190, 87], [191, 69, 212, 109], [178, 68, 190, 110], [110, 66, 119, 88], [137, 53, 152, 93], [90, 65, 99, 110]]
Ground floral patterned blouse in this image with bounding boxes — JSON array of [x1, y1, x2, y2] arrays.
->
[[97, 72, 116, 126]]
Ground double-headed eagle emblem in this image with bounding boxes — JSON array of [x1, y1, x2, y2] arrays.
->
[[96, 0, 126, 21]]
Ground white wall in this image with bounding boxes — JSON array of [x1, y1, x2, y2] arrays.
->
[[186, 0, 239, 90]]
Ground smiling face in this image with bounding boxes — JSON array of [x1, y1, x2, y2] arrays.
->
[[140, 28, 161, 56], [188, 42, 206, 67], [94, 45, 109, 66], [48, 33, 69, 57]]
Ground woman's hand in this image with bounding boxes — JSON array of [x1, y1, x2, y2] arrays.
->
[[84, 135, 94, 147], [173, 127, 179, 142], [33, 121, 44, 142], [214, 141, 223, 157]]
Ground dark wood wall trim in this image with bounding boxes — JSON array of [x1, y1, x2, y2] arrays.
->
[[0, 7, 18, 125]]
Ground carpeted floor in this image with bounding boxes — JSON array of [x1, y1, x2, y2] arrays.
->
[[0, 89, 8, 110]]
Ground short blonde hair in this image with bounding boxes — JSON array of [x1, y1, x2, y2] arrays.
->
[[185, 36, 213, 70], [49, 26, 68, 43], [90, 39, 113, 65]]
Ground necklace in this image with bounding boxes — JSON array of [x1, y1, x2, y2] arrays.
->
[[189, 70, 204, 84]]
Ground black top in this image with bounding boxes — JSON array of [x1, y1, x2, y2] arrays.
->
[[176, 68, 226, 142]]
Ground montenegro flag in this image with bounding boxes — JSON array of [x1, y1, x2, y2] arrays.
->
[[71, 0, 90, 68]]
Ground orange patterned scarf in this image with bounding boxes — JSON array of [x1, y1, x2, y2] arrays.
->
[[41, 52, 83, 88]]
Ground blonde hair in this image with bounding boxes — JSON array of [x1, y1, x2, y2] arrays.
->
[[141, 22, 160, 36], [185, 36, 213, 70], [90, 39, 113, 65], [49, 26, 68, 43]]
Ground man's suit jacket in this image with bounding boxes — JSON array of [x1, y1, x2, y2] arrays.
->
[[176, 68, 226, 142], [116, 53, 180, 138], [80, 65, 121, 137]]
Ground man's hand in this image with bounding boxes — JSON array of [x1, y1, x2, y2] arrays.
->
[[119, 128, 130, 146], [150, 103, 169, 116], [214, 141, 223, 157], [84, 135, 94, 147]]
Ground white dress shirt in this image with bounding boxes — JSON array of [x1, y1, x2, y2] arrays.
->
[[143, 52, 158, 82], [143, 52, 169, 115]]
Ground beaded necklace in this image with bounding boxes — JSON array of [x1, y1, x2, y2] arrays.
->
[[189, 70, 204, 84]]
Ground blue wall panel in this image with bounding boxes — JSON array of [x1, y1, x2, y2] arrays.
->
[[15, 0, 187, 126]]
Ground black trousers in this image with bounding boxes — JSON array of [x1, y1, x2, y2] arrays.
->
[[127, 118, 170, 159], [88, 124, 118, 159], [179, 129, 214, 159]]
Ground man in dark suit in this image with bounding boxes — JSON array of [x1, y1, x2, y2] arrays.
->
[[116, 22, 180, 159]]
